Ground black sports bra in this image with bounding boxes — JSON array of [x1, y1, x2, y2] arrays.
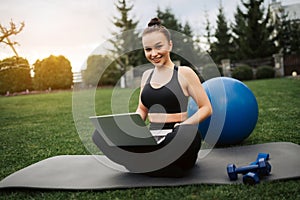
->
[[141, 66, 188, 114]]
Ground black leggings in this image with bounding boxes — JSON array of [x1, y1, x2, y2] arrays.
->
[[92, 124, 201, 177]]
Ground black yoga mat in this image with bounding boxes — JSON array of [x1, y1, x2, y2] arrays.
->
[[0, 142, 299, 190]]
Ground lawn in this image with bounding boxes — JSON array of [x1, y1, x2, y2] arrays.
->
[[0, 77, 299, 199]]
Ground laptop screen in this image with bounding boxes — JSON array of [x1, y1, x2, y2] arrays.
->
[[90, 113, 160, 146]]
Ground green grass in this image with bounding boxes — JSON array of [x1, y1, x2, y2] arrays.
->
[[242, 78, 300, 145], [0, 78, 299, 199]]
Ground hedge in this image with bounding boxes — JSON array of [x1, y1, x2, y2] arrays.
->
[[231, 65, 253, 81], [256, 65, 275, 79]]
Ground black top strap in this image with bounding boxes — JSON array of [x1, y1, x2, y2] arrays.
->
[[146, 65, 177, 84], [146, 69, 154, 84]]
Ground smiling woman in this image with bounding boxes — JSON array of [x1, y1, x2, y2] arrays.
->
[[91, 17, 212, 178], [137, 18, 212, 128], [142, 18, 172, 68]]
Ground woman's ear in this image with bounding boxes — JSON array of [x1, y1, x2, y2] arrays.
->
[[169, 40, 173, 52]]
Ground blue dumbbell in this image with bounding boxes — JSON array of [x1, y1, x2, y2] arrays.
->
[[243, 172, 260, 185], [227, 158, 271, 181], [250, 153, 270, 165]]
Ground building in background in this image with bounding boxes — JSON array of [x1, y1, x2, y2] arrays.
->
[[270, 0, 300, 21], [270, 0, 300, 76]]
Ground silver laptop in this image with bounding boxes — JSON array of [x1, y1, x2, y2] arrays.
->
[[89, 113, 171, 146]]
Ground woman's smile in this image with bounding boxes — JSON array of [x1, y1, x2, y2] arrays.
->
[[151, 55, 163, 63], [142, 32, 173, 67]]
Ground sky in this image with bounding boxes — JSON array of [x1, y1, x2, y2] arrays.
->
[[1, 0, 299, 72]]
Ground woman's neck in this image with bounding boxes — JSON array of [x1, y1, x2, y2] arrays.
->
[[154, 60, 174, 71]]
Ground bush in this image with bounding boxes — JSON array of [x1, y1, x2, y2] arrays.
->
[[0, 57, 32, 95], [33, 55, 73, 90], [256, 66, 275, 79], [231, 65, 253, 81], [82, 55, 121, 87]]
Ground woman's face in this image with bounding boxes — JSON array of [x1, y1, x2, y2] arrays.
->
[[142, 32, 172, 67]]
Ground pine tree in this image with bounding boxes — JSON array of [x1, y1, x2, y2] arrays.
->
[[157, 7, 183, 31], [231, 6, 247, 60], [156, 7, 197, 66], [232, 0, 277, 60], [211, 3, 232, 63], [204, 10, 213, 52], [108, 0, 141, 87], [277, 16, 300, 54], [288, 19, 300, 54]]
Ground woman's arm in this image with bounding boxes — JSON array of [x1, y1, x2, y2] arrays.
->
[[179, 67, 212, 125], [135, 69, 152, 121], [136, 100, 148, 121]]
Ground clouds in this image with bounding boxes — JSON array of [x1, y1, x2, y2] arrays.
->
[[15, 0, 111, 45], [1, 0, 114, 69], [0, 0, 297, 71]]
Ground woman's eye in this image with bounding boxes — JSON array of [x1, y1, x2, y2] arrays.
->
[[145, 48, 151, 52], [156, 45, 162, 49]]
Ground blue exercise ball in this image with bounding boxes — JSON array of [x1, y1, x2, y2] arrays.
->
[[188, 77, 258, 145]]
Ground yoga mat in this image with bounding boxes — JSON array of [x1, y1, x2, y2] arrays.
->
[[0, 142, 299, 190]]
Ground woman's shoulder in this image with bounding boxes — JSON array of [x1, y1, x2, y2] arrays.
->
[[140, 69, 153, 86], [178, 66, 197, 76], [142, 69, 153, 79], [178, 66, 200, 85]]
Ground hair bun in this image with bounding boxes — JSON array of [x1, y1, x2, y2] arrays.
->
[[148, 18, 161, 27]]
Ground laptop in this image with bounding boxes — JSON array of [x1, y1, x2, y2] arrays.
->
[[89, 113, 172, 146]]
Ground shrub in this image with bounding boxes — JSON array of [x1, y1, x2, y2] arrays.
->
[[33, 55, 73, 90], [231, 65, 253, 81], [256, 66, 275, 79], [0, 56, 32, 95]]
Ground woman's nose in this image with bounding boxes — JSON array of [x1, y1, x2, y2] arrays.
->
[[151, 49, 158, 57]]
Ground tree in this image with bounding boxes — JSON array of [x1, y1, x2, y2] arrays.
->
[[156, 7, 198, 67], [82, 55, 121, 86], [203, 10, 213, 53], [0, 56, 32, 94], [287, 19, 300, 54], [231, 6, 247, 60], [269, 2, 300, 55], [157, 7, 183, 31], [33, 55, 73, 90], [210, 3, 232, 63], [277, 16, 300, 54], [0, 20, 25, 57], [231, 0, 277, 60], [108, 0, 141, 87]]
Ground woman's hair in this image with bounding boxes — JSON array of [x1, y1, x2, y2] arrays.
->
[[142, 17, 171, 41]]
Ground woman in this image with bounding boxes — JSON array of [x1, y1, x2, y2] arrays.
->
[[137, 17, 212, 129], [93, 18, 212, 177], [135, 18, 212, 177]]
